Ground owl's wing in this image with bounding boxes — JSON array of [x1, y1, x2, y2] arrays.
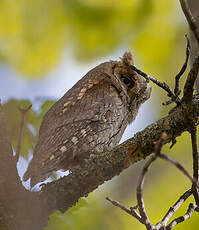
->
[[36, 77, 126, 161], [24, 73, 127, 186]]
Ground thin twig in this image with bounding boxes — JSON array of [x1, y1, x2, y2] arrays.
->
[[136, 134, 167, 229], [183, 55, 199, 102], [106, 134, 167, 230], [163, 36, 190, 106], [158, 153, 197, 186], [180, 0, 199, 45], [190, 126, 199, 206], [166, 203, 197, 230], [105, 197, 143, 223], [126, 37, 192, 107], [174, 35, 190, 95], [15, 104, 32, 162], [160, 189, 192, 226], [126, 64, 181, 106], [137, 154, 157, 229]]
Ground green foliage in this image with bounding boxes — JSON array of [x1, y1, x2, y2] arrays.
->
[[133, 1, 183, 74], [0, 0, 67, 77], [63, 0, 152, 61], [3, 99, 55, 158], [0, 0, 186, 83], [0, 0, 152, 77]]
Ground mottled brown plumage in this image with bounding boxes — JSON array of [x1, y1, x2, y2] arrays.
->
[[23, 52, 151, 187]]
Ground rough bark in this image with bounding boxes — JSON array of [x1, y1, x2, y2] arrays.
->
[[187, 0, 199, 92]]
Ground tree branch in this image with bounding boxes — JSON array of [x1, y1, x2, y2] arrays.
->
[[105, 131, 198, 230], [0, 51, 199, 230], [40, 94, 199, 215], [166, 203, 197, 230], [158, 153, 197, 185], [174, 35, 190, 95], [190, 126, 199, 206], [105, 197, 143, 223], [125, 64, 181, 105], [180, 0, 199, 45], [161, 189, 192, 226]]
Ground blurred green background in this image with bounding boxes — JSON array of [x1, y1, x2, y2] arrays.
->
[[0, 0, 198, 229]]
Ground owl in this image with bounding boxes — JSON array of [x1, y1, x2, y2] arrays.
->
[[23, 52, 151, 187]]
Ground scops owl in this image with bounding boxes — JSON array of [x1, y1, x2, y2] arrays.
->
[[23, 52, 151, 187]]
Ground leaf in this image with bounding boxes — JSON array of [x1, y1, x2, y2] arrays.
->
[[0, 0, 153, 77]]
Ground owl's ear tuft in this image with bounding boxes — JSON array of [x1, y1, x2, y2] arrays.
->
[[121, 52, 134, 66]]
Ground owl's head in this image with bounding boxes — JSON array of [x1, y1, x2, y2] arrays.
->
[[112, 52, 151, 123]]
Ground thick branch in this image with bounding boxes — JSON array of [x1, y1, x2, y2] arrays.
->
[[180, 0, 199, 44], [40, 95, 199, 216], [0, 102, 24, 229]]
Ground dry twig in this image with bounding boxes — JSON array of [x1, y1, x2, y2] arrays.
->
[[164, 35, 190, 106], [174, 35, 191, 95], [180, 0, 199, 44], [125, 64, 181, 106], [158, 153, 197, 186], [105, 197, 143, 223], [190, 126, 199, 207], [166, 203, 197, 230], [107, 130, 198, 229], [125, 36, 191, 107], [160, 189, 192, 227]]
